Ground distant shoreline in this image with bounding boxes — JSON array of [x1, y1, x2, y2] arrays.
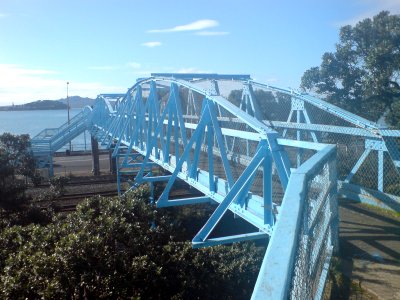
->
[[0, 97, 94, 111], [0, 107, 69, 111]]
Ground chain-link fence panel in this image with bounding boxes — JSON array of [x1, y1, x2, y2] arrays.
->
[[290, 151, 337, 300]]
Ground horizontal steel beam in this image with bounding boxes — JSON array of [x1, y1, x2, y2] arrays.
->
[[157, 196, 211, 208], [192, 232, 268, 248], [142, 175, 172, 182]]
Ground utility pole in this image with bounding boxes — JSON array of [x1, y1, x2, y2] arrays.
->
[[67, 82, 72, 152]]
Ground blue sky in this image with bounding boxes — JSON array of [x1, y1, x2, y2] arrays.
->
[[0, 0, 399, 105]]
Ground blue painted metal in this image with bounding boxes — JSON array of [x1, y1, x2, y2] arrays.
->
[[338, 181, 400, 211], [249, 81, 382, 130], [31, 107, 92, 175], [159, 196, 212, 207], [193, 232, 269, 248], [252, 144, 337, 299], [192, 140, 269, 246], [31, 107, 92, 156], [246, 80, 399, 210], [32, 72, 400, 299], [345, 149, 371, 183], [263, 150, 273, 226]]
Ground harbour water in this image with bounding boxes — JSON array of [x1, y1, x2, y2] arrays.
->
[[0, 108, 91, 151]]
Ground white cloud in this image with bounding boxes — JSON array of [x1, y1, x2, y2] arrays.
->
[[128, 62, 141, 69], [130, 70, 152, 76], [148, 19, 218, 33], [141, 41, 162, 47], [0, 13, 7, 18], [0, 64, 124, 105], [335, 0, 400, 26], [195, 31, 229, 36]]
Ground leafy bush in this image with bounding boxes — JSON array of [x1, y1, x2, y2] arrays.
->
[[49, 175, 70, 196], [0, 133, 36, 211], [31, 171, 43, 187], [0, 186, 264, 299]]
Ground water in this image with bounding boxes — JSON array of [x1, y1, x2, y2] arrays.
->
[[0, 108, 91, 151]]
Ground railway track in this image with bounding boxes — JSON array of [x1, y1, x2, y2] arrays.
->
[[35, 190, 119, 211], [35, 177, 117, 188], [58, 190, 119, 201], [35, 181, 204, 213], [31, 168, 207, 213]]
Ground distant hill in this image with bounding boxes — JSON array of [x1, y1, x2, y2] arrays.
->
[[0, 96, 95, 111], [58, 96, 95, 109], [0, 100, 67, 111]]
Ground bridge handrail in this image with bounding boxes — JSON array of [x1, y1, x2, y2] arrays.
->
[[248, 80, 383, 132], [31, 109, 88, 142], [96, 95, 119, 113], [252, 144, 337, 299], [31, 128, 61, 141], [31, 107, 92, 155], [122, 76, 278, 137], [50, 120, 87, 149]]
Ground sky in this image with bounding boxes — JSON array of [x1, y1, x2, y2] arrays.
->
[[0, 0, 399, 105]]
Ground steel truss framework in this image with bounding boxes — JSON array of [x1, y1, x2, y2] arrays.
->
[[30, 73, 399, 298], [86, 74, 338, 299], [238, 80, 400, 211]]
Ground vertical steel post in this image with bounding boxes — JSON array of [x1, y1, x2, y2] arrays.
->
[[91, 135, 100, 176], [378, 150, 384, 192], [296, 109, 302, 167], [49, 155, 54, 177], [207, 125, 215, 192], [263, 150, 273, 225], [67, 82, 72, 152]]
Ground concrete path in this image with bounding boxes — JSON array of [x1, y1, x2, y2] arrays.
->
[[339, 201, 400, 299]]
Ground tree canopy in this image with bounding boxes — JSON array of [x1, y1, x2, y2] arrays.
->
[[301, 11, 400, 126]]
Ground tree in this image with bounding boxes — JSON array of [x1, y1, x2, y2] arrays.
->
[[386, 100, 400, 128], [301, 11, 400, 125], [0, 133, 36, 211]]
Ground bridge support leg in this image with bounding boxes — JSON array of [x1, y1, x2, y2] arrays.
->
[[49, 155, 54, 177], [91, 135, 100, 176], [378, 150, 384, 192], [109, 148, 117, 174]]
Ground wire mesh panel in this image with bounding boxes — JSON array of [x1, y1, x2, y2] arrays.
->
[[251, 144, 337, 300], [245, 83, 400, 202], [289, 153, 337, 299]]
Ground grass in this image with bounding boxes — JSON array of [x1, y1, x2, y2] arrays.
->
[[359, 202, 400, 220], [338, 198, 400, 219], [324, 257, 379, 300]]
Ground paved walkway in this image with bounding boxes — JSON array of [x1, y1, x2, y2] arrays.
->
[[339, 201, 400, 299], [53, 153, 111, 176]]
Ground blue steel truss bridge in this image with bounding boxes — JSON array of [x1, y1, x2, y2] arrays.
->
[[31, 73, 400, 299]]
